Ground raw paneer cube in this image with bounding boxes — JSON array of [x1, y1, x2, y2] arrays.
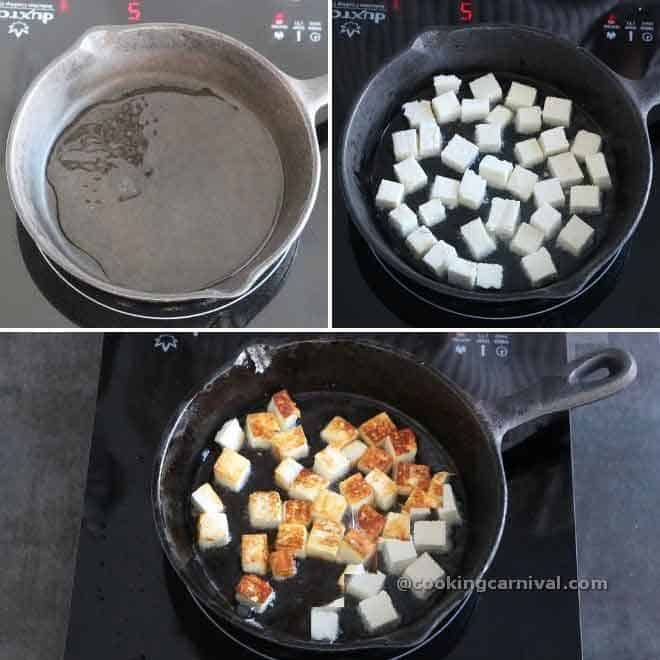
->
[[486, 197, 521, 240], [486, 104, 514, 128], [311, 607, 340, 642], [392, 129, 418, 162], [505, 81, 537, 110], [274, 457, 304, 491], [268, 390, 301, 430], [469, 73, 503, 104], [521, 247, 558, 286], [461, 218, 497, 260], [515, 106, 542, 135], [548, 151, 584, 188], [248, 491, 283, 529], [441, 134, 479, 174], [375, 179, 405, 210], [423, 240, 458, 278], [434, 74, 462, 95], [241, 533, 269, 575], [571, 129, 602, 162], [461, 98, 490, 123], [405, 226, 437, 258], [381, 539, 418, 575], [418, 123, 443, 159], [570, 185, 601, 215], [192, 483, 225, 515], [403, 100, 435, 128], [514, 138, 544, 168], [394, 156, 428, 194], [325, 597, 345, 609], [346, 571, 386, 601], [430, 175, 460, 209], [507, 165, 539, 202], [539, 127, 569, 157], [530, 204, 563, 240], [475, 123, 502, 153], [542, 96, 573, 127], [476, 263, 504, 290], [458, 169, 487, 210], [313, 445, 351, 483], [338, 563, 365, 591], [533, 178, 565, 209], [479, 155, 513, 189], [402, 552, 445, 600], [447, 257, 477, 289], [389, 204, 418, 238], [432, 91, 461, 125], [556, 214, 594, 257], [510, 223, 545, 256], [436, 483, 462, 525], [418, 198, 446, 227], [358, 590, 400, 633], [197, 511, 230, 549], [214, 418, 245, 451], [214, 448, 251, 493], [585, 153, 612, 191], [414, 520, 450, 553]]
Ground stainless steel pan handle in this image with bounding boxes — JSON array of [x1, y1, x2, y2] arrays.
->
[[287, 74, 328, 126], [484, 348, 637, 447]]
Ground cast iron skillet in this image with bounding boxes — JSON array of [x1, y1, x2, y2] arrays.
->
[[339, 25, 660, 304], [152, 339, 636, 653]]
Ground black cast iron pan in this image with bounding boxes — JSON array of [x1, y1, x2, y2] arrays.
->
[[339, 25, 660, 303], [152, 339, 636, 653]]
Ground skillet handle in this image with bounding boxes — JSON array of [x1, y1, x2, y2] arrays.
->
[[620, 51, 660, 119], [484, 348, 637, 448], [287, 74, 328, 127]]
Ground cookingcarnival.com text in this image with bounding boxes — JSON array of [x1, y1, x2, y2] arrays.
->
[[396, 575, 608, 593]]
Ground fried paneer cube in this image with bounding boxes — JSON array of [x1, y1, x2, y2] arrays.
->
[[269, 549, 297, 581], [382, 512, 411, 541], [241, 533, 269, 575], [339, 473, 375, 512], [191, 483, 225, 515], [427, 471, 450, 505], [267, 389, 301, 430], [283, 499, 313, 526], [356, 504, 386, 541], [364, 469, 398, 511], [197, 511, 230, 549], [382, 428, 418, 465], [307, 519, 345, 562], [337, 528, 377, 564], [313, 445, 351, 482], [274, 457, 304, 491], [246, 412, 280, 450], [276, 523, 308, 559], [341, 440, 368, 467], [402, 487, 435, 520], [395, 462, 431, 496], [248, 491, 283, 529], [213, 447, 251, 493], [235, 574, 275, 614], [359, 412, 398, 447], [312, 490, 348, 524], [320, 416, 359, 449], [271, 426, 309, 461], [357, 446, 394, 475], [289, 468, 329, 502]]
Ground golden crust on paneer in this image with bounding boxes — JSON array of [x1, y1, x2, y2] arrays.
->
[[289, 468, 329, 502], [276, 523, 308, 558], [321, 416, 359, 449], [402, 487, 435, 518], [359, 412, 397, 447], [339, 473, 375, 512], [283, 499, 313, 526], [269, 549, 297, 580], [342, 440, 368, 467], [241, 533, 269, 575], [395, 462, 431, 496], [271, 426, 309, 461], [246, 412, 281, 450], [356, 504, 386, 541], [357, 446, 394, 475], [235, 574, 274, 613], [364, 468, 397, 511], [248, 491, 283, 529], [268, 390, 301, 430], [427, 471, 450, 505], [337, 528, 377, 564], [274, 457, 304, 491], [307, 518, 345, 562], [312, 490, 348, 523], [313, 445, 351, 482], [382, 512, 411, 541], [383, 428, 418, 465], [213, 448, 251, 492]]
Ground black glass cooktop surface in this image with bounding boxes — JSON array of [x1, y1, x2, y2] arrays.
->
[[64, 332, 580, 660]]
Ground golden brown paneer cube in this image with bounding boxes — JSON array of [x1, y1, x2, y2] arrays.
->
[[395, 463, 431, 496], [241, 533, 269, 575], [248, 491, 283, 529], [283, 499, 313, 526], [306, 518, 346, 562], [268, 389, 301, 430], [269, 549, 297, 581], [383, 428, 418, 465], [342, 440, 368, 467], [289, 468, 329, 502], [274, 457, 304, 491], [320, 416, 359, 449], [213, 448, 251, 492], [246, 412, 281, 450], [356, 504, 386, 541], [402, 488, 435, 520], [271, 426, 309, 461], [427, 471, 450, 505], [339, 473, 375, 512], [364, 468, 398, 511], [276, 523, 308, 558], [357, 446, 394, 475], [382, 512, 411, 541], [312, 490, 348, 524], [235, 574, 275, 613], [337, 528, 377, 564], [313, 445, 351, 482], [359, 412, 398, 447]]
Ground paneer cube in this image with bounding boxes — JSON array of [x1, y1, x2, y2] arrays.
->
[[423, 240, 458, 278], [427, 471, 450, 505], [542, 96, 573, 127], [307, 518, 345, 562], [430, 175, 460, 209], [241, 533, 269, 575], [245, 412, 280, 450], [375, 179, 405, 210], [324, 597, 345, 609], [248, 491, 283, 529], [267, 390, 301, 430], [433, 74, 461, 95], [356, 504, 386, 540], [533, 178, 565, 209], [475, 123, 502, 153], [432, 91, 461, 125], [486, 104, 514, 128], [270, 549, 297, 581], [402, 487, 435, 520], [364, 468, 398, 511], [571, 129, 602, 162], [521, 247, 558, 286], [321, 416, 359, 449], [392, 128, 419, 162], [402, 553, 445, 600], [441, 134, 479, 174], [469, 73, 503, 104], [381, 539, 418, 575], [461, 218, 497, 261], [214, 418, 245, 451], [530, 204, 563, 240], [506, 165, 539, 202], [271, 426, 309, 461], [394, 156, 428, 194], [274, 457, 304, 491], [585, 153, 612, 191], [418, 198, 447, 228], [289, 468, 329, 502], [358, 446, 394, 475], [213, 448, 251, 493], [478, 155, 513, 189], [556, 214, 594, 257], [461, 98, 490, 123], [419, 123, 443, 159], [311, 607, 340, 642], [313, 445, 351, 483], [436, 483, 462, 525], [337, 528, 377, 564], [347, 571, 387, 601], [476, 263, 504, 290], [358, 590, 399, 633], [338, 563, 365, 591], [405, 226, 437, 259], [339, 473, 375, 512], [276, 523, 308, 558], [359, 412, 397, 447], [515, 106, 542, 134], [395, 463, 431, 496], [514, 138, 544, 168], [548, 152, 584, 188], [539, 127, 569, 157], [414, 520, 450, 553], [447, 257, 477, 289], [341, 440, 368, 467], [510, 223, 545, 257], [312, 490, 348, 524], [389, 204, 418, 238], [486, 197, 521, 240], [197, 511, 230, 549], [382, 512, 411, 541], [235, 574, 274, 614], [192, 483, 224, 515], [283, 499, 313, 526], [458, 170, 487, 210], [403, 100, 435, 128], [505, 81, 537, 110], [382, 428, 417, 465], [569, 185, 601, 215]]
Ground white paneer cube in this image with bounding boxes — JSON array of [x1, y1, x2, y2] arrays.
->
[[311, 607, 340, 642], [402, 552, 445, 600], [548, 152, 584, 188], [486, 104, 514, 128], [542, 96, 573, 127], [197, 511, 230, 549], [458, 169, 487, 210], [461, 98, 490, 123], [515, 106, 542, 135], [358, 590, 400, 633], [418, 199, 446, 227], [510, 223, 545, 256], [436, 484, 462, 525], [506, 165, 539, 202], [570, 185, 601, 215], [338, 563, 365, 591], [414, 520, 450, 554], [585, 153, 612, 191], [486, 197, 521, 240], [213, 448, 251, 493], [434, 74, 461, 95], [441, 134, 479, 174], [478, 155, 513, 189], [461, 218, 497, 260], [392, 129, 418, 162], [430, 175, 460, 209], [274, 457, 304, 491], [530, 204, 563, 240], [556, 214, 594, 257], [432, 91, 461, 125], [476, 263, 504, 290], [418, 123, 443, 159], [325, 597, 345, 609], [505, 81, 537, 110], [268, 390, 301, 430], [403, 100, 435, 128], [241, 533, 269, 575], [469, 73, 503, 104], [342, 440, 368, 467], [192, 483, 224, 515], [214, 418, 245, 451], [423, 240, 457, 278], [571, 129, 602, 162], [381, 539, 418, 575], [249, 491, 283, 529], [539, 127, 569, 157], [533, 178, 565, 209], [389, 204, 418, 239], [447, 257, 477, 289], [521, 247, 558, 286], [375, 179, 405, 210], [346, 571, 386, 601], [364, 468, 398, 511], [475, 123, 502, 153], [394, 156, 428, 194], [405, 226, 437, 259], [313, 445, 351, 483], [514, 138, 544, 168]]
